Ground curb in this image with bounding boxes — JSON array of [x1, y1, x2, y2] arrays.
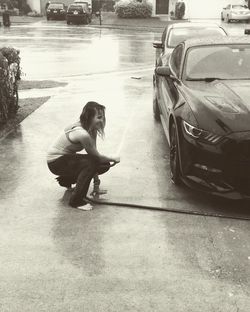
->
[[89, 23, 165, 32]]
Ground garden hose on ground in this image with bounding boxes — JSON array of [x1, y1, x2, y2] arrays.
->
[[86, 197, 250, 221], [87, 163, 250, 221]]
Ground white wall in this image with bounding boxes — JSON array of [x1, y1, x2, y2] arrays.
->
[[153, 0, 247, 18], [186, 0, 246, 19], [169, 0, 177, 13], [27, 0, 41, 12]]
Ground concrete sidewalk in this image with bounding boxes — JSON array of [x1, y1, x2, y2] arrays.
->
[[0, 64, 250, 312]]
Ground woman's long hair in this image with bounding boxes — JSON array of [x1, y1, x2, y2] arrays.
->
[[80, 101, 106, 138]]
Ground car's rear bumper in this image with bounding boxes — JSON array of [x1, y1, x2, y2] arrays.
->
[[178, 126, 250, 199], [47, 14, 65, 19], [66, 14, 87, 21]]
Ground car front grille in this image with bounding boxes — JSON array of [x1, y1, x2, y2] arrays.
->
[[223, 140, 250, 163]]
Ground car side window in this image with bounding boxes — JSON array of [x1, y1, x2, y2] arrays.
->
[[169, 44, 183, 77]]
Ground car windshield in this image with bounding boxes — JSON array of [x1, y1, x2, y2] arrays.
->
[[48, 3, 63, 9], [184, 44, 250, 81], [167, 28, 226, 48], [232, 5, 245, 9]]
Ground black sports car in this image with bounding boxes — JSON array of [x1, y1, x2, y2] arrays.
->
[[153, 36, 250, 199]]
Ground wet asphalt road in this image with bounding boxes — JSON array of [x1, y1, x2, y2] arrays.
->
[[0, 20, 250, 311]]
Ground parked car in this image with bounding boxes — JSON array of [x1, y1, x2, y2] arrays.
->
[[46, 2, 67, 20], [221, 4, 250, 22], [153, 22, 227, 67], [66, 2, 92, 24], [153, 36, 250, 199]]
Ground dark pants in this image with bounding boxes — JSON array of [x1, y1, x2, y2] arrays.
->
[[48, 154, 110, 207]]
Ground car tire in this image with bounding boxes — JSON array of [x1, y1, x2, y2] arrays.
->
[[153, 76, 160, 122], [67, 20, 70, 25], [170, 122, 181, 185], [47, 16, 50, 21], [221, 13, 224, 21]]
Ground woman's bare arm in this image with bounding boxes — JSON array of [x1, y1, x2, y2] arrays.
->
[[77, 131, 120, 163]]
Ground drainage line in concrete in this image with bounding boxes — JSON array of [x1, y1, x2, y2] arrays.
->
[[86, 197, 250, 221]]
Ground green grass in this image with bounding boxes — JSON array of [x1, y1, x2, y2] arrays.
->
[[18, 80, 67, 90]]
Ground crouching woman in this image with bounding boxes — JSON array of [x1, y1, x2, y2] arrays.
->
[[47, 101, 120, 210]]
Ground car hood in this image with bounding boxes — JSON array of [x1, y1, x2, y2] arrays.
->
[[183, 80, 250, 135]]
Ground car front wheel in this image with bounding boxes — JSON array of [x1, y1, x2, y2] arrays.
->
[[170, 122, 181, 185], [221, 13, 224, 21]]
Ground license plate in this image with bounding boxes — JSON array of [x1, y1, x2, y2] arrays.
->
[[73, 11, 78, 15]]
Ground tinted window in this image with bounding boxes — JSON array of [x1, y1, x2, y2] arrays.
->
[[170, 44, 183, 77], [232, 5, 245, 9], [167, 27, 226, 48], [48, 3, 64, 9], [69, 4, 84, 9], [184, 45, 250, 80]]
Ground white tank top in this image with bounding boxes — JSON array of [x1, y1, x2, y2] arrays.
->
[[47, 126, 85, 163]]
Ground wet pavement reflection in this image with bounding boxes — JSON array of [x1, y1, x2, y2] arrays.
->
[[0, 22, 249, 311]]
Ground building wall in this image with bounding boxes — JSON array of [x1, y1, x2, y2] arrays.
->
[[29, 0, 247, 17], [152, 0, 247, 17], [186, 0, 246, 19], [27, 0, 41, 12]]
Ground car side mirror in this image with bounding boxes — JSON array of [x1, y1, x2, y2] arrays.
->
[[153, 41, 163, 49], [155, 66, 171, 76]]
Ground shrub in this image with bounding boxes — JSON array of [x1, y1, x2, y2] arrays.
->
[[175, 1, 185, 19], [27, 10, 43, 17], [115, 0, 152, 18], [0, 47, 21, 124]]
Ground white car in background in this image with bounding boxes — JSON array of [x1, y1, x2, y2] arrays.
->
[[221, 4, 250, 22]]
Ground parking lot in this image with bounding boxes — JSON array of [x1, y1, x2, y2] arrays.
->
[[0, 18, 250, 311]]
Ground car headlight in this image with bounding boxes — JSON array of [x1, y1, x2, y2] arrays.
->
[[182, 120, 222, 144]]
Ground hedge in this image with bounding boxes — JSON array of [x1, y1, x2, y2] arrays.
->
[[0, 47, 21, 124], [115, 0, 152, 18]]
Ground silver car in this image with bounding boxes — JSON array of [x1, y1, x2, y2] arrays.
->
[[153, 22, 227, 67], [221, 4, 250, 23]]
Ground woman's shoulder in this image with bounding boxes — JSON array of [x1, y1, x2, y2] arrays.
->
[[70, 125, 91, 140]]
